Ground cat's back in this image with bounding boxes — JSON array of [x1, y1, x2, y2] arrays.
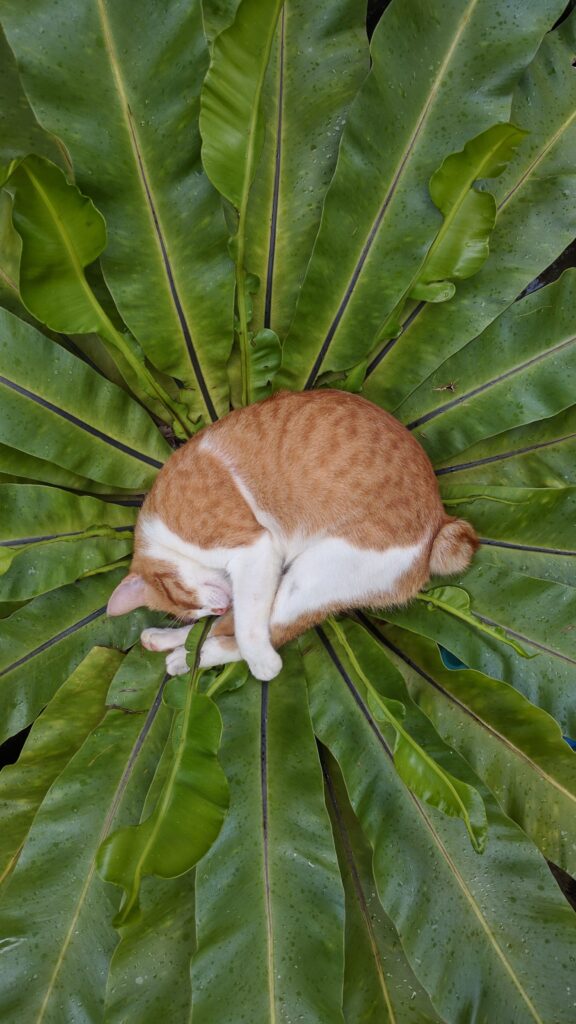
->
[[202, 390, 443, 546]]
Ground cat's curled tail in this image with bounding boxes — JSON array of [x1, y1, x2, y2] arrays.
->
[[429, 517, 479, 576]]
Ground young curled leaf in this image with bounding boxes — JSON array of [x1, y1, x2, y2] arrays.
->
[[6, 155, 192, 435], [410, 123, 527, 300]]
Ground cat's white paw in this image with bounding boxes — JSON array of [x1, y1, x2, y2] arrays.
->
[[141, 626, 193, 652], [141, 628, 167, 652], [199, 637, 240, 668], [165, 646, 189, 676], [247, 648, 283, 682]]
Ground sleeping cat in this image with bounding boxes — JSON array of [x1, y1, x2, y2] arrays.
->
[[107, 390, 478, 679]]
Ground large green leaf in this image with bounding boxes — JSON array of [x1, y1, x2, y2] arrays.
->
[[364, 10, 576, 411], [200, 0, 283, 209], [192, 653, 345, 1024], [104, 873, 196, 1024], [387, 564, 576, 734], [0, 568, 151, 743], [201, 0, 284, 405], [97, 625, 229, 927], [0, 24, 66, 172], [403, 272, 576, 463], [435, 403, 576, 489], [0, 441, 147, 498], [360, 617, 576, 876], [440, 483, 576, 587], [7, 156, 191, 432], [323, 749, 443, 1024], [278, 0, 565, 390], [0, 308, 169, 489], [1, 0, 234, 423], [244, 0, 369, 339], [0, 665, 170, 1024], [0, 485, 136, 600], [327, 618, 487, 852], [103, 728, 196, 1024], [0, 646, 123, 884], [302, 626, 576, 1023]]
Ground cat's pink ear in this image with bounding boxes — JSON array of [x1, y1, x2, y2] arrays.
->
[[107, 573, 151, 616]]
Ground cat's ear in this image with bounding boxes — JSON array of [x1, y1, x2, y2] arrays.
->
[[107, 573, 152, 616]]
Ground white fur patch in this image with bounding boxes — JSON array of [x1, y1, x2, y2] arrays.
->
[[271, 536, 424, 626]]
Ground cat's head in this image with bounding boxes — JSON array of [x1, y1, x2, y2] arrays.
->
[[106, 557, 231, 622]]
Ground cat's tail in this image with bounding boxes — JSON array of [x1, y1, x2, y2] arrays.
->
[[429, 517, 479, 576]]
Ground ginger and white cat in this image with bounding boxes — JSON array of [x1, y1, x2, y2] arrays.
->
[[107, 390, 478, 680]]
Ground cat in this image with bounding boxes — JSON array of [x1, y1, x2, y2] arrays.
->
[[107, 390, 478, 680]]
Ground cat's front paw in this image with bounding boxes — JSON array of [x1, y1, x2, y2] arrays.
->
[[141, 628, 168, 652], [247, 648, 283, 681], [165, 646, 189, 676]]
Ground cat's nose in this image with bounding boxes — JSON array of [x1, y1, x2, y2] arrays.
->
[[212, 606, 229, 616]]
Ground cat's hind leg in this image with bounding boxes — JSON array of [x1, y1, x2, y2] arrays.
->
[[141, 625, 193, 652]]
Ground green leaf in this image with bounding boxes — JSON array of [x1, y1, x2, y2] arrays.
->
[[200, 0, 284, 405], [1, 0, 235, 424], [364, 618, 576, 876], [0, 308, 169, 489], [244, 0, 369, 339], [364, 10, 576, 411], [0, 568, 150, 743], [0, 485, 136, 600], [103, 718, 197, 1024], [412, 123, 526, 294], [440, 483, 576, 587], [405, 272, 576, 463], [8, 157, 107, 334], [200, 0, 284, 209], [248, 328, 281, 401], [192, 653, 345, 1024], [105, 647, 170, 714], [7, 156, 190, 433], [202, 1, 240, 43], [0, 189, 20, 300], [414, 584, 531, 656], [323, 750, 443, 1024], [302, 625, 576, 1024], [0, 24, 67, 173], [0, 646, 123, 884], [97, 624, 229, 927], [0, 668, 170, 1024], [387, 564, 576, 735], [435, 403, 576, 489], [103, 873, 196, 1024], [278, 0, 565, 389], [328, 618, 487, 852]]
